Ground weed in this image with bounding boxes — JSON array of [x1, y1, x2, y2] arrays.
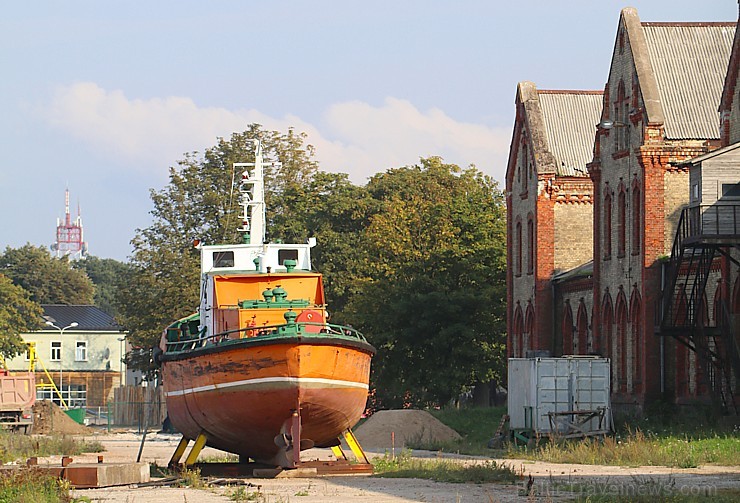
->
[[0, 467, 71, 503], [226, 486, 263, 501], [372, 449, 519, 484], [177, 467, 209, 489]]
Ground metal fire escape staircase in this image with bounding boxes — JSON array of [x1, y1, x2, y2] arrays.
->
[[660, 205, 740, 414]]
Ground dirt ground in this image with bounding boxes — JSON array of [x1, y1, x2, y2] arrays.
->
[[62, 430, 740, 502]]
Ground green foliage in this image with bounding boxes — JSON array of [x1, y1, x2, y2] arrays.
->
[[351, 158, 507, 407], [73, 256, 132, 317], [0, 468, 72, 503], [0, 244, 94, 305], [116, 129, 509, 407], [409, 406, 508, 455], [372, 449, 518, 484], [0, 273, 42, 358]]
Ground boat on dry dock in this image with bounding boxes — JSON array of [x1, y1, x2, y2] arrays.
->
[[156, 141, 375, 468]]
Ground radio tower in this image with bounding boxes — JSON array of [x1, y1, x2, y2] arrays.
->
[[51, 188, 88, 260]]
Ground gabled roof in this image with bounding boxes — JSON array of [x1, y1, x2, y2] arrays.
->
[[41, 304, 122, 332], [618, 8, 735, 140], [642, 22, 735, 139], [538, 90, 604, 176], [507, 82, 602, 185]]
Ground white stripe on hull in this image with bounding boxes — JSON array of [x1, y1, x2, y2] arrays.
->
[[165, 376, 369, 397]]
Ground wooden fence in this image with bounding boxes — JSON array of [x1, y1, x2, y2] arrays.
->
[[110, 385, 167, 429]]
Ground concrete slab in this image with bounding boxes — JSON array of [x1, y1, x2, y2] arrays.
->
[[0, 460, 150, 488]]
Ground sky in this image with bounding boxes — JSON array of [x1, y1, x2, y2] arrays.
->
[[1, 1, 737, 261]]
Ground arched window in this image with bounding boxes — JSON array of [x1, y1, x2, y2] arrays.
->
[[521, 143, 528, 194], [617, 185, 626, 257], [527, 217, 534, 274], [602, 294, 615, 391], [577, 301, 589, 355], [630, 291, 642, 393], [632, 181, 641, 255], [515, 221, 522, 277], [525, 303, 535, 355], [615, 293, 628, 392], [614, 80, 630, 151], [562, 304, 574, 355], [513, 306, 524, 358], [604, 190, 613, 259]]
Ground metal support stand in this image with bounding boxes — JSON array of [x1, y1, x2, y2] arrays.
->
[[168, 432, 208, 469]]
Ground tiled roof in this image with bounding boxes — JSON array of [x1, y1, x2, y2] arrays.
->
[[538, 91, 603, 177], [642, 22, 735, 140], [41, 305, 122, 332]]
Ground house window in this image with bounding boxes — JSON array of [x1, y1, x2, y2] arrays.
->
[[604, 191, 613, 259], [526, 218, 534, 274], [721, 182, 740, 198], [50, 341, 61, 361], [75, 341, 88, 362], [617, 188, 626, 257]]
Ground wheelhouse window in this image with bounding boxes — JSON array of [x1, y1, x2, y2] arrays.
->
[[75, 341, 88, 362], [50, 341, 61, 361], [213, 251, 235, 268], [278, 249, 299, 265]]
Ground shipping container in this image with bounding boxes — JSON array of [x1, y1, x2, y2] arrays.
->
[[507, 356, 612, 442]]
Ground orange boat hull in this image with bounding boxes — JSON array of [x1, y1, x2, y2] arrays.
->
[[160, 336, 373, 466]]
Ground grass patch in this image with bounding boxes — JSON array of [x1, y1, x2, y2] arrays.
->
[[506, 429, 739, 468], [0, 468, 73, 503], [0, 431, 103, 464], [405, 406, 507, 455], [409, 404, 738, 468], [371, 449, 519, 484]]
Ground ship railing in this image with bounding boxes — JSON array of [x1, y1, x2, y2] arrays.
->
[[164, 322, 368, 352]]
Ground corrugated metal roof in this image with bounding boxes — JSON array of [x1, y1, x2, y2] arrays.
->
[[41, 304, 122, 332], [642, 23, 735, 140], [538, 91, 603, 177]]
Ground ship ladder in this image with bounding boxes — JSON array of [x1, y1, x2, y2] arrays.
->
[[330, 428, 370, 464], [168, 432, 208, 469]]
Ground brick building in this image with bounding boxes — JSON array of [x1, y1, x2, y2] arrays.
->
[[506, 7, 737, 413], [506, 83, 602, 358]]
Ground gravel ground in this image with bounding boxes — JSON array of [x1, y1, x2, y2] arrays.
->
[[66, 431, 740, 502]]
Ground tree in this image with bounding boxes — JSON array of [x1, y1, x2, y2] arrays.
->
[[115, 125, 322, 373], [0, 244, 94, 305], [0, 274, 43, 358], [73, 256, 132, 317], [349, 158, 507, 408]]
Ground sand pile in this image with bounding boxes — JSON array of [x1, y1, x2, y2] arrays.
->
[[33, 400, 93, 435], [354, 409, 462, 449]]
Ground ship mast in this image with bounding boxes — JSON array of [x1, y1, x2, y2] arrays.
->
[[235, 141, 266, 245]]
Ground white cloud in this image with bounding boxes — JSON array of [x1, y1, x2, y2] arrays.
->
[[43, 82, 511, 184]]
